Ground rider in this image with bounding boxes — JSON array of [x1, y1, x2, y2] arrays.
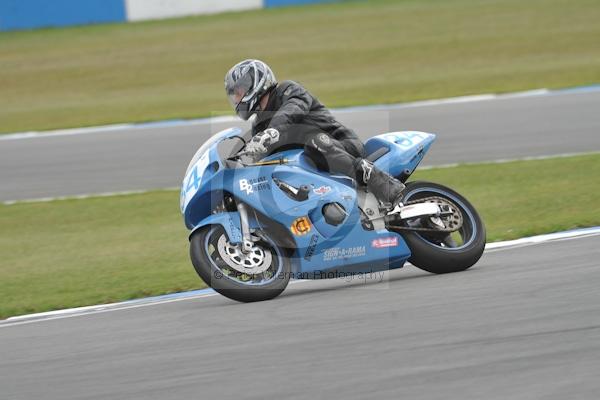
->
[[224, 59, 406, 209]]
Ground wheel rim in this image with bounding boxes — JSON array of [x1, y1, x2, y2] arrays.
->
[[403, 187, 478, 251], [204, 226, 284, 285]]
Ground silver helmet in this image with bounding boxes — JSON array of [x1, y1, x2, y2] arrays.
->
[[225, 59, 277, 120]]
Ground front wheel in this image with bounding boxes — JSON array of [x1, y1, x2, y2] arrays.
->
[[190, 225, 291, 302], [395, 181, 486, 274]]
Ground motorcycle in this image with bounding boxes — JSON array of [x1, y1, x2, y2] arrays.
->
[[181, 128, 485, 302]]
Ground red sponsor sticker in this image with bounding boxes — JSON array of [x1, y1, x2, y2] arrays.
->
[[371, 237, 399, 248], [313, 186, 331, 195]]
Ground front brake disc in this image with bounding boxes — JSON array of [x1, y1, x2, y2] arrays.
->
[[216, 234, 272, 275]]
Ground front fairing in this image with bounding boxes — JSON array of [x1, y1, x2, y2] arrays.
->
[[180, 127, 244, 224], [182, 127, 244, 178]]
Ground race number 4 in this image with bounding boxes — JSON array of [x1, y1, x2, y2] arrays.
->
[[384, 132, 427, 148]]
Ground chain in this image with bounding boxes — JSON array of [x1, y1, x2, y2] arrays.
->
[[403, 196, 447, 206], [386, 224, 455, 233]]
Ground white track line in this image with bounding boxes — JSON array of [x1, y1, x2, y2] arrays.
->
[[2, 86, 598, 142], [1, 226, 598, 328], [418, 151, 600, 170], [0, 293, 220, 328], [1, 188, 179, 206], [0, 116, 239, 141], [1, 189, 167, 205], [484, 226, 600, 252]]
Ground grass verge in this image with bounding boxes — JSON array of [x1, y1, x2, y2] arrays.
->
[[1, 0, 599, 133], [1, 153, 599, 319]]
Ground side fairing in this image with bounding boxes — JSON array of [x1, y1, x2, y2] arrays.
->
[[183, 145, 412, 275], [219, 152, 411, 275], [222, 159, 356, 227]]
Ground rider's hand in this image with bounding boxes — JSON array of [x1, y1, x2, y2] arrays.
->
[[245, 128, 280, 162]]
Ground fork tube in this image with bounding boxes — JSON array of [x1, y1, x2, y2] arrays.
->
[[236, 202, 253, 254]]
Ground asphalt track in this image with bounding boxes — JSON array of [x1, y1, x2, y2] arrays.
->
[[1, 89, 600, 202], [1, 234, 599, 399]]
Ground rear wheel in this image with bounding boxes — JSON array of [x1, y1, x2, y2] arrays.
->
[[190, 225, 291, 302], [395, 181, 486, 274]]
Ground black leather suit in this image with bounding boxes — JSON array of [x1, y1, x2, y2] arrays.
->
[[252, 80, 403, 203]]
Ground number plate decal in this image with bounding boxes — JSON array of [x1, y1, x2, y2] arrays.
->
[[180, 152, 210, 212], [383, 132, 429, 148]]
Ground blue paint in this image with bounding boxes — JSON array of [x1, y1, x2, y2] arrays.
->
[[134, 119, 187, 128], [0, 0, 126, 31], [554, 83, 600, 94], [264, 0, 336, 7], [0, 0, 339, 31]]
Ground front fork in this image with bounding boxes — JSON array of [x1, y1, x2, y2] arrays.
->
[[236, 202, 254, 253], [236, 202, 264, 254]]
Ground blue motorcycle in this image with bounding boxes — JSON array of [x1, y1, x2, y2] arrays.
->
[[181, 128, 485, 302]]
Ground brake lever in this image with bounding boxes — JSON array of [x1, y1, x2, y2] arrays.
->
[[226, 149, 249, 161], [235, 150, 253, 157], [226, 152, 251, 168]]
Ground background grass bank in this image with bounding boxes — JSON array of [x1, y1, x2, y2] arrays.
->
[[1, 154, 599, 319], [1, 0, 599, 133]]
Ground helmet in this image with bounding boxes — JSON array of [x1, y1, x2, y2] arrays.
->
[[225, 59, 277, 120]]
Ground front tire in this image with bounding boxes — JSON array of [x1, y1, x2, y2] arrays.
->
[[397, 181, 486, 274], [190, 225, 291, 302]]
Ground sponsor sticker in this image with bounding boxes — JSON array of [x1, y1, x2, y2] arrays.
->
[[318, 133, 331, 144], [239, 177, 270, 195], [304, 234, 319, 261], [371, 237, 399, 248], [180, 152, 210, 212], [383, 132, 428, 148], [313, 185, 332, 195], [291, 216, 312, 236], [323, 246, 366, 261]]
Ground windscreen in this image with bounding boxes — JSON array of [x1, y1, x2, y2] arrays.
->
[[184, 127, 243, 174]]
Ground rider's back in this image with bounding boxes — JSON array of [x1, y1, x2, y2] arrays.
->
[[252, 80, 359, 153]]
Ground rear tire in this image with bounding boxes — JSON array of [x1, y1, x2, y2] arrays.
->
[[398, 181, 486, 274], [190, 225, 291, 302]]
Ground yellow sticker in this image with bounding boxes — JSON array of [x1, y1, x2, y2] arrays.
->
[[291, 216, 311, 236]]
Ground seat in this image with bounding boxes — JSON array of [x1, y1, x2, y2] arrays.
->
[[365, 146, 389, 162]]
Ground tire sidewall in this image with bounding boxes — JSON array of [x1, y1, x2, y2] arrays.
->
[[399, 181, 486, 274]]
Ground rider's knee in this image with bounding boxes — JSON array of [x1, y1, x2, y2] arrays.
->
[[342, 138, 365, 158], [305, 133, 334, 154]]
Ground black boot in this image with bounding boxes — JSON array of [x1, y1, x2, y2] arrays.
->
[[357, 159, 405, 208]]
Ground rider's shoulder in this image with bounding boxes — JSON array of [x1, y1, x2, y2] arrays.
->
[[276, 80, 307, 95]]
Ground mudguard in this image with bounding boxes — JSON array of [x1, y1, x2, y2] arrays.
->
[[189, 211, 259, 244]]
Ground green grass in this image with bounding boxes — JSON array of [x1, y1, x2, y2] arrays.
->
[[1, 0, 599, 133], [0, 154, 598, 319]]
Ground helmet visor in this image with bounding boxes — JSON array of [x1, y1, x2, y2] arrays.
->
[[226, 72, 254, 109]]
